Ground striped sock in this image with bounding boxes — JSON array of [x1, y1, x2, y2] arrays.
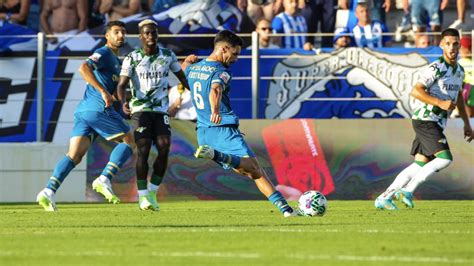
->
[[213, 150, 241, 168], [268, 191, 292, 214], [46, 156, 75, 193], [100, 143, 133, 180]]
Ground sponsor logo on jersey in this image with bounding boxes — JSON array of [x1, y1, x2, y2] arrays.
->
[[219, 72, 230, 84]]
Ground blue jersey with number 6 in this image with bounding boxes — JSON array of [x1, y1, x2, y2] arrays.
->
[[185, 60, 239, 128]]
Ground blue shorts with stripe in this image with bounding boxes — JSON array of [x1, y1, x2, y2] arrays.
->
[[197, 125, 255, 159], [72, 110, 130, 141]]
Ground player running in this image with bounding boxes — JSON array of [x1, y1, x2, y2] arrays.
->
[[375, 28, 473, 210], [117, 19, 191, 211], [184, 30, 297, 217], [36, 21, 136, 211]]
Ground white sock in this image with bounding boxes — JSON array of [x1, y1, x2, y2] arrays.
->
[[403, 158, 452, 193], [98, 175, 110, 184], [44, 188, 55, 197], [148, 183, 159, 192], [379, 163, 422, 200], [138, 190, 148, 197]]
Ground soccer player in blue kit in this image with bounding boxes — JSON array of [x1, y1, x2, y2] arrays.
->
[[36, 21, 136, 211], [184, 30, 296, 217]]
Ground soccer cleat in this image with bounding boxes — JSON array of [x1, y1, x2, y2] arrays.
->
[[374, 198, 398, 210], [92, 177, 120, 204], [194, 145, 215, 160], [139, 195, 154, 211], [397, 190, 414, 209], [148, 191, 160, 211], [283, 208, 300, 217], [36, 189, 57, 212]]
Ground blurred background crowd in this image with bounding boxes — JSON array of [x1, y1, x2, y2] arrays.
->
[[0, 0, 472, 49]]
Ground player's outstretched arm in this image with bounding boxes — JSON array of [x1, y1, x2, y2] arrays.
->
[[181, 54, 198, 72], [410, 82, 456, 111], [78, 62, 112, 107], [117, 75, 131, 115], [209, 83, 222, 125], [455, 90, 473, 142]]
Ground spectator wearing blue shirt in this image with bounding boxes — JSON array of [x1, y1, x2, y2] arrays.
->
[[333, 27, 353, 49], [351, 2, 391, 48], [271, 0, 312, 50]]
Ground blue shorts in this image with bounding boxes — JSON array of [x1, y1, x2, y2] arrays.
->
[[197, 126, 255, 158], [72, 110, 130, 141], [411, 0, 441, 27]]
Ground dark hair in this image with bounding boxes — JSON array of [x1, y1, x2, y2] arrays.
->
[[214, 30, 243, 48], [105, 21, 126, 33], [441, 28, 460, 39]]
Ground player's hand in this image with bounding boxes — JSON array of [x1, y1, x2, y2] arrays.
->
[[438, 100, 456, 111], [122, 102, 131, 115], [184, 54, 199, 65], [210, 112, 221, 125], [101, 92, 113, 108], [464, 125, 473, 143]]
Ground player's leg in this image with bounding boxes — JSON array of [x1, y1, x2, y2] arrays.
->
[[195, 126, 296, 217], [148, 135, 170, 211], [37, 112, 92, 211], [237, 157, 296, 217], [131, 112, 155, 210], [90, 110, 134, 204], [398, 121, 452, 208], [147, 113, 172, 210]]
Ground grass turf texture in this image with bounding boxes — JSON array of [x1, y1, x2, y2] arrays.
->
[[0, 200, 472, 266]]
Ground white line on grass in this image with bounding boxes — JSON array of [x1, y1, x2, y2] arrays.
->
[[0, 250, 470, 264], [290, 254, 471, 264]]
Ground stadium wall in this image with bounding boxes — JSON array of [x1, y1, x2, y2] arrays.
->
[[1, 119, 472, 203], [0, 143, 86, 202]]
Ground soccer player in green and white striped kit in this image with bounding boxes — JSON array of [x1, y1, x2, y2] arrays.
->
[[375, 28, 473, 210], [117, 19, 192, 211]]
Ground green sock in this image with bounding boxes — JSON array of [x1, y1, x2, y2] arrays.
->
[[150, 174, 163, 186], [137, 179, 147, 190]]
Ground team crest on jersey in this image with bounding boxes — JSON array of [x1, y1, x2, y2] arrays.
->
[[219, 72, 231, 84], [136, 127, 147, 133], [88, 52, 102, 62]]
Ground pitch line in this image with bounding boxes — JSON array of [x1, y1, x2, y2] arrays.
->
[[0, 250, 470, 264]]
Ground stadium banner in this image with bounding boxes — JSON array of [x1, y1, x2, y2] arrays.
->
[[0, 46, 443, 143], [87, 119, 474, 202]]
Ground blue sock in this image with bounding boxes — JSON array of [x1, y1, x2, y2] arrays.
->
[[268, 191, 292, 213], [46, 156, 75, 193], [213, 150, 241, 168], [100, 143, 133, 180]]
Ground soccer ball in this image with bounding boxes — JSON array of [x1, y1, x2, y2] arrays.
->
[[297, 190, 328, 217]]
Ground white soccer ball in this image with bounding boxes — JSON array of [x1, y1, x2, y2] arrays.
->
[[298, 190, 328, 217]]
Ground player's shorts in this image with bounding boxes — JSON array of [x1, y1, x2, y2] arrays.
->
[[131, 112, 171, 140], [410, 119, 450, 157], [72, 110, 130, 141], [197, 125, 255, 158], [410, 0, 441, 27]]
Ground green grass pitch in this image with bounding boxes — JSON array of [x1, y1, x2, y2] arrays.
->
[[0, 200, 473, 266]]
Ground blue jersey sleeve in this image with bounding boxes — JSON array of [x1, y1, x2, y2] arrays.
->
[[86, 48, 108, 70], [211, 70, 232, 88], [272, 16, 284, 33]]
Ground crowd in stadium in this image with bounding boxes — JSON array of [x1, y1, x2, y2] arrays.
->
[[0, 0, 471, 49]]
